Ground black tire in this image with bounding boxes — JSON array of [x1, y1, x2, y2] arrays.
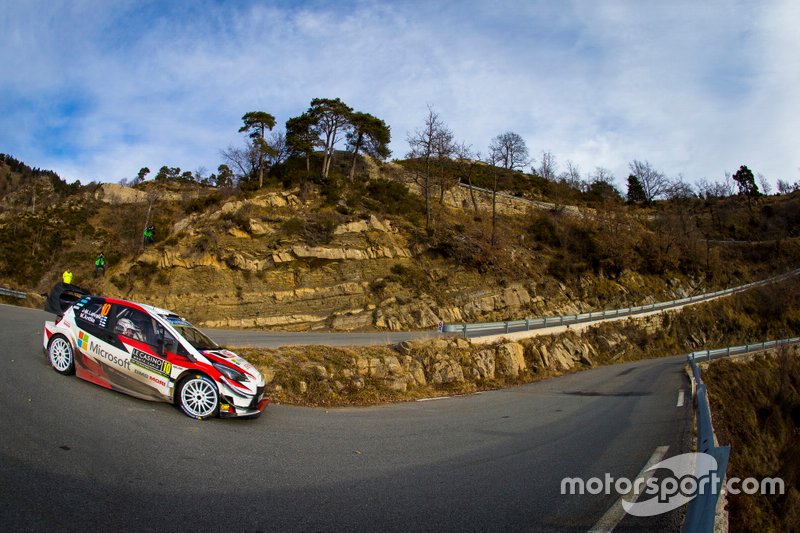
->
[[47, 335, 75, 375], [177, 374, 219, 420]]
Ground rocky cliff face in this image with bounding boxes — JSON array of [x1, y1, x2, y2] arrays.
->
[[243, 331, 607, 406], [102, 189, 591, 331], [85, 176, 708, 334]]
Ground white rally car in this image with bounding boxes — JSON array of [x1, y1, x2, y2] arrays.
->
[[42, 285, 268, 419]]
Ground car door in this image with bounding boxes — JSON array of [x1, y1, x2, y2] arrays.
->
[[111, 305, 173, 401]]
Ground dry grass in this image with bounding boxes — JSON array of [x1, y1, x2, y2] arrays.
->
[[703, 349, 800, 533]]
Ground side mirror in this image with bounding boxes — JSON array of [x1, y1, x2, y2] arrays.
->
[[159, 338, 177, 356]]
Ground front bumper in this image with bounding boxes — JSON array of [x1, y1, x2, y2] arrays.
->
[[219, 385, 269, 418]]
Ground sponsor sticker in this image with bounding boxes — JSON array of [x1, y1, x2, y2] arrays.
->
[[77, 331, 89, 349], [148, 375, 167, 387], [78, 307, 109, 328], [89, 340, 130, 369], [131, 348, 172, 377]]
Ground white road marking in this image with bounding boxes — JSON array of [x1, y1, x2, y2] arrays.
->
[[676, 389, 685, 407], [416, 396, 451, 402], [588, 445, 670, 533]]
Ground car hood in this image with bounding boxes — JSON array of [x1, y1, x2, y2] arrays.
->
[[200, 349, 263, 382]]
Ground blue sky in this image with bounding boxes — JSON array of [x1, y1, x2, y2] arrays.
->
[[2, 0, 798, 188]]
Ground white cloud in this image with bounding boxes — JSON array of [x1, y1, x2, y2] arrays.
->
[[1, 0, 797, 187]]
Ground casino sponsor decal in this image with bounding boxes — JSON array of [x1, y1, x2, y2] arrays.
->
[[130, 348, 172, 377]]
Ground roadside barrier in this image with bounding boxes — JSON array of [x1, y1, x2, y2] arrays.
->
[[0, 286, 27, 299], [443, 268, 800, 338], [683, 337, 799, 532]]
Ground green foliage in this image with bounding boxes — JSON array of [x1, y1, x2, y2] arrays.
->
[[185, 193, 222, 214], [528, 214, 561, 247], [626, 174, 647, 203], [364, 179, 423, 219], [281, 217, 306, 236], [733, 165, 760, 198], [387, 263, 432, 292], [281, 213, 339, 246], [316, 175, 341, 205]]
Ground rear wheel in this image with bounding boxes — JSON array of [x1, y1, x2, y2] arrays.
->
[[177, 374, 219, 420], [47, 335, 75, 375]]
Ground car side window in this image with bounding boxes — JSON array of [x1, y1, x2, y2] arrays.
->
[[112, 306, 158, 346], [162, 328, 191, 357]]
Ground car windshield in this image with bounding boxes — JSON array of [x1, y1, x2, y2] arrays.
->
[[170, 323, 221, 350]]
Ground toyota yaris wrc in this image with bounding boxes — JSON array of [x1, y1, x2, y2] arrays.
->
[[42, 285, 268, 419]]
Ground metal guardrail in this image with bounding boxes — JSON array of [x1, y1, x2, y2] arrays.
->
[[682, 337, 800, 532], [456, 181, 561, 211], [443, 268, 800, 338], [688, 337, 800, 362], [0, 286, 27, 299]]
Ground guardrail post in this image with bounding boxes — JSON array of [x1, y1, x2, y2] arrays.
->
[[462, 324, 468, 338]]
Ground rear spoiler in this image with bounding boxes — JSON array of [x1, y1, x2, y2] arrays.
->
[[44, 282, 92, 315]]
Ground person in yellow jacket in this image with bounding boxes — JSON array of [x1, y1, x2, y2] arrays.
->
[[62, 269, 73, 284]]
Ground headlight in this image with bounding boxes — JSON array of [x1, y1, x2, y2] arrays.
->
[[211, 361, 249, 383]]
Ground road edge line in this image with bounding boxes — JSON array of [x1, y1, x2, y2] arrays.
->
[[587, 445, 670, 533]]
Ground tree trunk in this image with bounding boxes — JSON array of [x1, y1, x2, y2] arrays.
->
[[491, 172, 498, 245], [424, 158, 432, 231], [349, 145, 360, 181]]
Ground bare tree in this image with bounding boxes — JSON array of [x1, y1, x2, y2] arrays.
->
[[629, 160, 670, 203], [757, 173, 772, 195], [454, 142, 480, 215], [697, 177, 734, 199], [221, 143, 260, 185], [665, 176, 695, 200], [433, 126, 456, 204], [776, 179, 799, 195], [537, 150, 558, 181], [489, 132, 529, 171], [486, 132, 528, 245], [406, 105, 453, 231], [266, 131, 289, 167], [559, 160, 583, 190], [591, 166, 615, 185]]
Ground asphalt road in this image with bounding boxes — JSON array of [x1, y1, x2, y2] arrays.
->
[[1, 304, 693, 531]]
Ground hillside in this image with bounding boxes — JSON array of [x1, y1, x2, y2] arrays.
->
[[2, 153, 800, 333], [703, 350, 800, 533]]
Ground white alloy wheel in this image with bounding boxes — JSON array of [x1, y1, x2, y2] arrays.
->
[[48, 335, 75, 375], [178, 375, 219, 419]]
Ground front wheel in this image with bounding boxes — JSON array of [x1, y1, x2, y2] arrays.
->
[[47, 335, 75, 375], [177, 374, 219, 420]]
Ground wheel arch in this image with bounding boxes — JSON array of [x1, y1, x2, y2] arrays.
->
[[47, 332, 77, 375], [173, 371, 221, 420]]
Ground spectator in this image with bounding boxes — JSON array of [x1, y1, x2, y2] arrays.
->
[[94, 253, 106, 278], [143, 225, 155, 246]]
